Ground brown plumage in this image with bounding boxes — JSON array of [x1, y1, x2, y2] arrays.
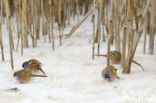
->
[[22, 59, 46, 75], [97, 51, 145, 71], [102, 65, 120, 81], [13, 69, 47, 83], [97, 51, 121, 64]]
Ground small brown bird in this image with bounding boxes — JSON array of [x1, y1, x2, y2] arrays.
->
[[102, 65, 120, 81], [22, 59, 46, 75], [97, 51, 145, 71], [107, 51, 121, 64], [13, 69, 47, 83], [97, 51, 121, 64]]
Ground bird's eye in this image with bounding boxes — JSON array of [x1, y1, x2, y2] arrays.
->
[[111, 52, 115, 56], [13, 73, 16, 76], [29, 62, 37, 65]]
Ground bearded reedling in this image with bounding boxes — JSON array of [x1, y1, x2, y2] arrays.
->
[[97, 51, 145, 71], [102, 65, 120, 81], [13, 69, 47, 83], [22, 59, 46, 74]]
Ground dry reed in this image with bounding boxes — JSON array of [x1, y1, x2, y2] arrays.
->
[[0, 0, 155, 74]]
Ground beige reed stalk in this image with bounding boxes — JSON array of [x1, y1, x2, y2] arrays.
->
[[22, 0, 28, 48], [49, 0, 55, 51], [92, 0, 96, 59], [15, 2, 20, 51], [107, 0, 113, 66], [123, 0, 151, 73], [64, 3, 97, 38], [114, 0, 121, 52], [97, 0, 102, 55], [17, 0, 23, 55], [4, 0, 14, 70], [149, 0, 156, 54], [0, 0, 4, 61], [58, 0, 62, 45], [41, 0, 46, 42]]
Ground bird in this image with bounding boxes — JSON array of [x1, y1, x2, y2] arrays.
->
[[97, 51, 121, 64], [102, 65, 120, 81], [22, 59, 46, 75], [13, 69, 47, 83], [97, 51, 145, 71]]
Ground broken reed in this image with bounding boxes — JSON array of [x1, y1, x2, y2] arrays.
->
[[0, 0, 156, 73]]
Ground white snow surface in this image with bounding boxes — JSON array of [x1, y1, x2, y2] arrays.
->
[[0, 16, 156, 103]]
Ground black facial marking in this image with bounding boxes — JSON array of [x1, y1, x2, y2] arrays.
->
[[22, 62, 28, 69]]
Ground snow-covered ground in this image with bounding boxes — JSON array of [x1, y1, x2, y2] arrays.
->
[[0, 15, 156, 103]]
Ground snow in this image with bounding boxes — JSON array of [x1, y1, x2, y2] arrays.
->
[[0, 15, 156, 103]]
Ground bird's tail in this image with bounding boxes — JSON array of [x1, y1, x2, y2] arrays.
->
[[132, 60, 145, 71], [31, 74, 48, 77], [96, 54, 108, 57]]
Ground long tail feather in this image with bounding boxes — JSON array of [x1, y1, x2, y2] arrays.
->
[[32, 74, 48, 77], [132, 60, 145, 71], [96, 54, 108, 57]]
